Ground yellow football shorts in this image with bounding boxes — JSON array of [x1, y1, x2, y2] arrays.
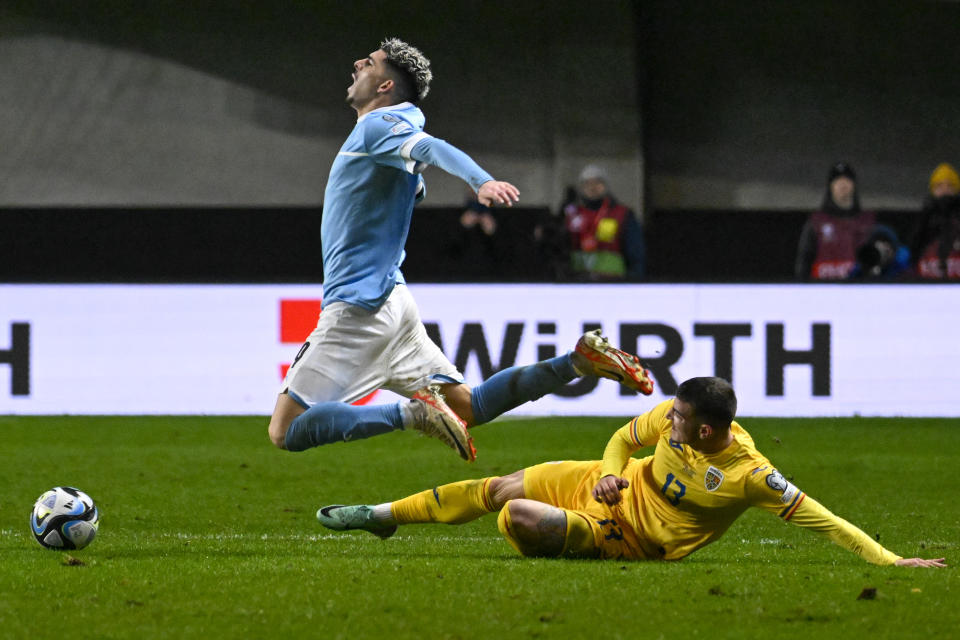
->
[[521, 460, 651, 560]]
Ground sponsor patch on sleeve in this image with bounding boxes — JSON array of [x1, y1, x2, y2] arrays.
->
[[765, 469, 800, 504]]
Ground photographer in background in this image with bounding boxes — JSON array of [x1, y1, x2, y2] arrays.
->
[[850, 225, 911, 280]]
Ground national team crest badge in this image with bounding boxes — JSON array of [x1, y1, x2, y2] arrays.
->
[[704, 466, 724, 491]]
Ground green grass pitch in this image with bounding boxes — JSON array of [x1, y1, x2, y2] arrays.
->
[[1, 414, 957, 639]]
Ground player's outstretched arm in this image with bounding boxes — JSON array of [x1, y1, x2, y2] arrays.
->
[[477, 180, 520, 207], [592, 474, 629, 506], [408, 136, 518, 205], [894, 557, 947, 568], [781, 494, 940, 566]]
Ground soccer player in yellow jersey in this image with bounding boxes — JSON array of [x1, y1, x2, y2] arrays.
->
[[318, 376, 945, 568]]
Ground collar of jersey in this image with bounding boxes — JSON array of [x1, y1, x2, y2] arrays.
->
[[688, 429, 744, 464], [357, 101, 415, 123]]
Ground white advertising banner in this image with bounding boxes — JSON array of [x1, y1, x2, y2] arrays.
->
[[0, 284, 957, 416]]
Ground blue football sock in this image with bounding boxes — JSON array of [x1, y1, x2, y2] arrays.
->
[[284, 402, 404, 452], [470, 354, 577, 425]]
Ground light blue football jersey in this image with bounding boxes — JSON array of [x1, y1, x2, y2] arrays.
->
[[320, 102, 493, 310]]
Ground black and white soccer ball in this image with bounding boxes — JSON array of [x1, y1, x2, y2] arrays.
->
[[30, 486, 100, 550]]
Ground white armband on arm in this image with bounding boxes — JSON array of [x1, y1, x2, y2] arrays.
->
[[405, 135, 494, 191]]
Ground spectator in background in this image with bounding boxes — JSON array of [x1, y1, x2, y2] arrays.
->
[[795, 162, 878, 280], [448, 187, 508, 280], [563, 165, 645, 281], [910, 163, 960, 280]]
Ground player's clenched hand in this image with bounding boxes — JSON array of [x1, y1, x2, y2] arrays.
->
[[592, 474, 629, 506], [894, 557, 947, 568], [477, 180, 519, 207]]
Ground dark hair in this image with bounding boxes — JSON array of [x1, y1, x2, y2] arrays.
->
[[827, 161, 856, 184], [676, 377, 737, 428], [822, 161, 861, 212], [382, 61, 418, 103]]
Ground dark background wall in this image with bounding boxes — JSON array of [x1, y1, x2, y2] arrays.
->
[[2, 1, 959, 281], [0, 0, 642, 208], [3, 1, 960, 210], [642, 1, 960, 210], [0, 205, 919, 283]]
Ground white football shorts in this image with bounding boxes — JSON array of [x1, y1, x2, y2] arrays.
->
[[280, 285, 463, 406]]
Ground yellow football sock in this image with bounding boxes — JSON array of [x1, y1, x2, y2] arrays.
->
[[496, 501, 524, 555], [391, 477, 497, 524]]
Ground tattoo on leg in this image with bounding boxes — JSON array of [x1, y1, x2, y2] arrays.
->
[[532, 509, 567, 557]]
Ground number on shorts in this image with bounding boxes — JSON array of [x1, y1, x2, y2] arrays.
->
[[596, 518, 624, 541], [290, 341, 310, 370]]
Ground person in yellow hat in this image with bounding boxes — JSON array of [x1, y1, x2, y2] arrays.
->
[[929, 162, 960, 197], [910, 163, 960, 279]]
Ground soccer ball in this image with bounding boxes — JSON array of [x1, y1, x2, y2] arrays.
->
[[30, 486, 100, 550]]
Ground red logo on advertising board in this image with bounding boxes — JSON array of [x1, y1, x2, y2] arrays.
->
[[279, 299, 322, 344], [278, 299, 377, 405]]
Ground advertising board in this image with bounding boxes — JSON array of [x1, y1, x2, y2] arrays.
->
[[1, 284, 956, 416]]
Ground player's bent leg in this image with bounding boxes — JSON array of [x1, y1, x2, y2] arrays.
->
[[497, 499, 600, 559], [409, 385, 475, 461], [572, 329, 654, 395], [469, 356, 579, 425], [438, 382, 475, 426], [488, 469, 525, 507], [389, 471, 521, 524], [319, 471, 524, 536], [268, 392, 306, 449], [452, 331, 655, 428], [272, 385, 470, 458], [284, 401, 405, 452], [498, 499, 567, 557]]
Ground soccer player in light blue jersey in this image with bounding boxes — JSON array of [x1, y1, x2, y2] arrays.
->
[[267, 38, 655, 462]]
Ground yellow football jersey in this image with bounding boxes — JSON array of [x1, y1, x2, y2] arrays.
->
[[590, 399, 900, 565]]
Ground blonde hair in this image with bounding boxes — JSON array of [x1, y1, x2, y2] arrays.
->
[[380, 37, 433, 102]]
